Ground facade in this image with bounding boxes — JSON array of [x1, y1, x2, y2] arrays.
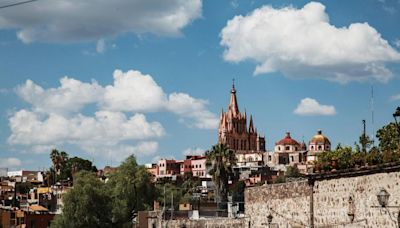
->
[[157, 159, 180, 177], [308, 129, 331, 162], [218, 84, 265, 152]]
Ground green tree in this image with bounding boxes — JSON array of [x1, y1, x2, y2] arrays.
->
[[107, 155, 155, 227], [285, 166, 301, 178], [206, 144, 236, 208], [376, 122, 400, 152], [51, 171, 112, 228]]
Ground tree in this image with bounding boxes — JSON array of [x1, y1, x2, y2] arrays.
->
[[49, 150, 97, 182], [285, 166, 301, 178], [50, 149, 69, 180], [376, 122, 400, 152], [51, 171, 113, 228], [107, 155, 155, 227], [206, 144, 236, 208]]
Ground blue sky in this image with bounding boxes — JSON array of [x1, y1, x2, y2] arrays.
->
[[0, 0, 399, 170]]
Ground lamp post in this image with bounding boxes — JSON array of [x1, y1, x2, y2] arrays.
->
[[393, 107, 400, 146], [372, 188, 400, 228]]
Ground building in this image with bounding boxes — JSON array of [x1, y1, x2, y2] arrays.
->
[[308, 129, 331, 162], [265, 132, 307, 173], [218, 83, 265, 152], [157, 159, 180, 178]]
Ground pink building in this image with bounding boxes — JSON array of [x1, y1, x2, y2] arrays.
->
[[190, 156, 207, 178], [157, 159, 180, 177]]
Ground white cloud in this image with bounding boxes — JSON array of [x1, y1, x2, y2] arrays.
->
[[102, 70, 218, 129], [294, 98, 336, 116], [0, 0, 202, 43], [96, 39, 106, 54], [102, 70, 167, 112], [394, 39, 400, 48], [220, 2, 400, 83], [182, 147, 205, 156], [8, 110, 164, 145], [8, 109, 164, 158], [168, 93, 218, 129], [391, 94, 400, 101], [0, 157, 22, 168], [16, 77, 104, 115], [10, 69, 217, 158]]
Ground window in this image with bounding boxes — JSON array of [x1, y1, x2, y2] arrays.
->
[[195, 165, 198, 168], [311, 146, 314, 150], [268, 155, 272, 161], [285, 146, 290, 151], [278, 146, 281, 151], [290, 156, 294, 162], [318, 145, 322, 150], [199, 164, 202, 168]]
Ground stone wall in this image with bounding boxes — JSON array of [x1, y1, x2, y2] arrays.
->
[[245, 180, 312, 227], [245, 165, 400, 228], [161, 218, 246, 228]]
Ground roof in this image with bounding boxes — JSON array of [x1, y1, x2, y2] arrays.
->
[[28, 205, 49, 212], [309, 130, 331, 145], [276, 132, 300, 146]]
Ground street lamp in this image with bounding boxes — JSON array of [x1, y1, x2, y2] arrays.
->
[[394, 107, 400, 143], [377, 188, 390, 207], [373, 188, 400, 228], [267, 214, 273, 225]]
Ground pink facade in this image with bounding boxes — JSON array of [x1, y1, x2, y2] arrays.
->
[[157, 159, 180, 176], [190, 156, 207, 178]]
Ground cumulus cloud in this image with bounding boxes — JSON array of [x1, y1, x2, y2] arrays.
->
[[182, 147, 205, 156], [168, 93, 218, 129], [101, 70, 218, 128], [16, 77, 104, 115], [294, 98, 336, 116], [10, 69, 217, 158], [0, 0, 202, 43], [102, 70, 167, 112], [0, 157, 22, 168], [220, 2, 400, 83]]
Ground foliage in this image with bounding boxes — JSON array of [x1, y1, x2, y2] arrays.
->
[[206, 143, 236, 207], [16, 182, 33, 195], [315, 121, 400, 172], [51, 171, 113, 228], [49, 150, 97, 183], [285, 166, 301, 178], [376, 122, 400, 152], [107, 155, 155, 227]]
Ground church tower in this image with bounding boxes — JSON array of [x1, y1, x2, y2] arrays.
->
[[218, 83, 266, 152]]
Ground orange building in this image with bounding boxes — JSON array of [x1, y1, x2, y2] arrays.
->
[[218, 83, 266, 152]]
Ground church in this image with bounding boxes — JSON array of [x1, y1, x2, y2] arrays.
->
[[218, 83, 266, 152]]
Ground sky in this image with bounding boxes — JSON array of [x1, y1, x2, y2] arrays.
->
[[0, 0, 400, 170]]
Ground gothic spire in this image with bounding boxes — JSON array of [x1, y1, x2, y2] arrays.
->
[[228, 80, 239, 116], [249, 115, 255, 133]]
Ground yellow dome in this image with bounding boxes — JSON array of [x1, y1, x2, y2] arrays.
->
[[310, 130, 331, 145]]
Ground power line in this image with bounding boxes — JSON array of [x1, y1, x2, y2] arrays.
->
[[0, 0, 38, 10]]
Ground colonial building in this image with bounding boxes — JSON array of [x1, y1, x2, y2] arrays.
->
[[266, 132, 307, 167], [307, 129, 331, 162], [218, 83, 265, 152]]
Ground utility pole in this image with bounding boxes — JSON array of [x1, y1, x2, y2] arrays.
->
[[171, 191, 174, 220], [362, 120, 367, 153]]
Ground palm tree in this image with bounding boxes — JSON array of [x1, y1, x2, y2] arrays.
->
[[206, 143, 236, 209]]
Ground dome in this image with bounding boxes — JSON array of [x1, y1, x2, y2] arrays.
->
[[310, 130, 331, 145], [276, 132, 300, 146]]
